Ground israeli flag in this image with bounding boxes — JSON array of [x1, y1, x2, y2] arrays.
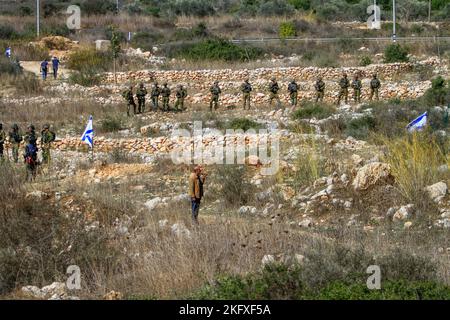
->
[[81, 115, 94, 148], [407, 112, 427, 132], [5, 47, 11, 58]]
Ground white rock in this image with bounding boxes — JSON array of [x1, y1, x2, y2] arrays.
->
[[393, 204, 415, 222], [171, 223, 191, 238], [299, 219, 312, 228], [352, 162, 393, 191], [262, 255, 275, 266], [158, 219, 168, 228], [425, 181, 447, 202], [145, 197, 162, 211]]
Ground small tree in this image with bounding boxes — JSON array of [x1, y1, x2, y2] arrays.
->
[[110, 26, 121, 85], [384, 43, 409, 63], [279, 21, 297, 38]]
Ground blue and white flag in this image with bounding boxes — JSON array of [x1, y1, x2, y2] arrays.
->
[[407, 112, 427, 132], [81, 115, 94, 148], [5, 47, 11, 58]]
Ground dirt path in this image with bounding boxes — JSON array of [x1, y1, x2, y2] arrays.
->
[[20, 61, 72, 80]]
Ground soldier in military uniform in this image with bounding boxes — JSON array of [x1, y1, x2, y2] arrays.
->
[[122, 85, 136, 116], [161, 82, 171, 112], [351, 74, 362, 104], [209, 81, 221, 111], [136, 82, 148, 114], [370, 74, 381, 101], [288, 79, 299, 107], [151, 82, 161, 111], [0, 123, 5, 160], [41, 124, 56, 165], [174, 85, 187, 112], [336, 73, 350, 105], [314, 77, 325, 103], [268, 77, 282, 109], [8, 124, 22, 163], [241, 78, 252, 110]]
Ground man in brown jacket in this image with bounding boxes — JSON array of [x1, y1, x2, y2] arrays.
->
[[189, 165, 207, 225]]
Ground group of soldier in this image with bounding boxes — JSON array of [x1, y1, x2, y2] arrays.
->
[[0, 123, 56, 181], [123, 73, 381, 114], [123, 82, 188, 116]]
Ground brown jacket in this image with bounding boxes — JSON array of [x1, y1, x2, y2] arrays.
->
[[189, 172, 206, 199]]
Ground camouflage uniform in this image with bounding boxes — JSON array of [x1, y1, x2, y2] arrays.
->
[[370, 75, 381, 101], [136, 83, 148, 113], [161, 83, 171, 112], [241, 80, 252, 110], [314, 78, 325, 103], [288, 80, 298, 107], [268, 78, 281, 109], [336, 74, 350, 105], [8, 124, 22, 163], [0, 124, 5, 159], [41, 125, 56, 165], [209, 82, 221, 111], [174, 85, 187, 111], [351, 77, 362, 104], [151, 83, 160, 111], [122, 86, 136, 116]]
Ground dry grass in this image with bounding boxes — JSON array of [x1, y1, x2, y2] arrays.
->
[[382, 133, 448, 205]]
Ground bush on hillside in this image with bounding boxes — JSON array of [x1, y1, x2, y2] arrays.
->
[[292, 103, 336, 120], [279, 21, 297, 38], [172, 38, 263, 62], [67, 48, 112, 72], [384, 43, 409, 63]]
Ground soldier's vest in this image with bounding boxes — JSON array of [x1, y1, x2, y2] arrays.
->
[[211, 86, 221, 95], [339, 78, 350, 89], [371, 79, 380, 89], [242, 83, 252, 93], [315, 81, 325, 92], [162, 88, 171, 97], [352, 80, 362, 90], [288, 83, 298, 93]]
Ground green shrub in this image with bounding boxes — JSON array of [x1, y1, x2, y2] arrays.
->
[[422, 76, 450, 106], [359, 55, 372, 66], [279, 21, 297, 38], [69, 70, 102, 87], [172, 38, 263, 62], [0, 56, 22, 75], [228, 118, 263, 131], [100, 115, 123, 133], [288, 0, 311, 10], [384, 43, 409, 63], [0, 25, 18, 40], [344, 115, 376, 140], [292, 103, 336, 120], [81, 0, 117, 15], [216, 165, 255, 207]]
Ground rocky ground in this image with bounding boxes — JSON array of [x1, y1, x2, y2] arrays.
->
[[1, 42, 449, 300]]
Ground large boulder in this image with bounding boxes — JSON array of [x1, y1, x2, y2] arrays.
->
[[352, 162, 394, 191]]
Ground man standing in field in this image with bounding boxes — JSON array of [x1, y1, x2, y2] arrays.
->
[[151, 81, 160, 111], [8, 124, 22, 163], [161, 82, 171, 112], [174, 85, 187, 112], [288, 79, 299, 107], [314, 77, 325, 103], [40, 124, 56, 165], [268, 77, 282, 109], [370, 73, 381, 101], [209, 81, 221, 111], [40, 59, 49, 80], [241, 78, 252, 110], [122, 85, 136, 116], [51, 56, 60, 80], [189, 165, 207, 225], [336, 73, 349, 105], [136, 82, 148, 114], [351, 74, 362, 104]]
